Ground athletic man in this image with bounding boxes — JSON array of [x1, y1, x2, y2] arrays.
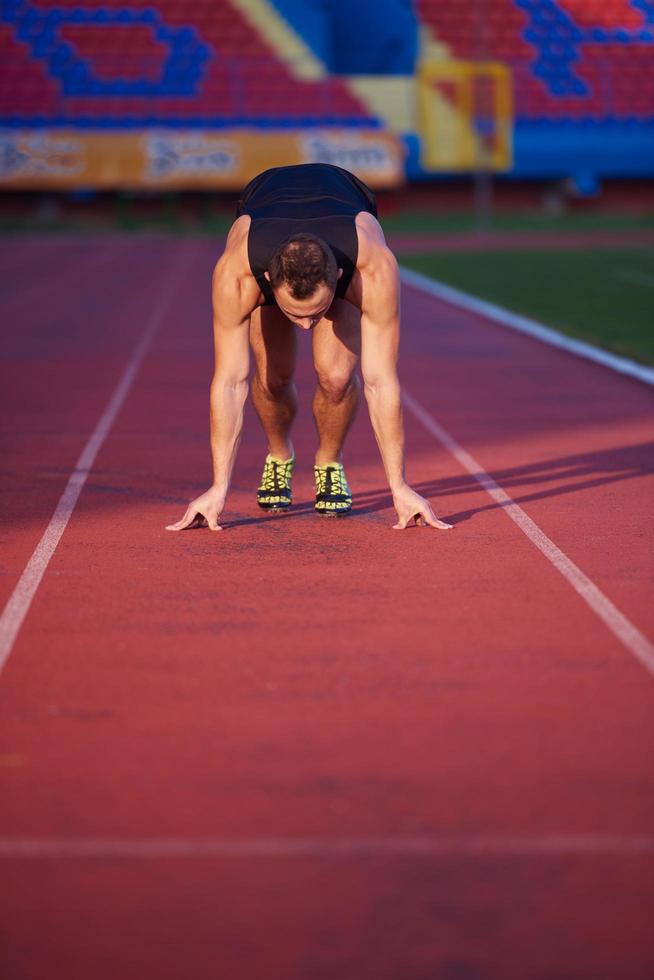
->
[[166, 163, 452, 532]]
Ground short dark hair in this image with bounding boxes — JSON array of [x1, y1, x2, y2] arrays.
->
[[268, 233, 338, 300]]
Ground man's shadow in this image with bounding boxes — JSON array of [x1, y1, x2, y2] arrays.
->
[[220, 440, 654, 530]]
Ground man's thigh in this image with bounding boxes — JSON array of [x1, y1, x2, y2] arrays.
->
[[312, 298, 361, 382], [250, 304, 297, 388]]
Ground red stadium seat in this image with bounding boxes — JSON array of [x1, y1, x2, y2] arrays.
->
[[4, 0, 651, 127]]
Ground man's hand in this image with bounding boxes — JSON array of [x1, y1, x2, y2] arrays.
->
[[392, 484, 453, 531], [165, 486, 226, 532]]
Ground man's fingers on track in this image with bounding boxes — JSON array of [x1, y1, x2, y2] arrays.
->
[[164, 516, 191, 531], [392, 511, 453, 531], [423, 511, 454, 530], [165, 512, 224, 532], [165, 506, 200, 531]]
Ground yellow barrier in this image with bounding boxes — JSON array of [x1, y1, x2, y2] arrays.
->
[[0, 128, 405, 190], [418, 61, 513, 171]]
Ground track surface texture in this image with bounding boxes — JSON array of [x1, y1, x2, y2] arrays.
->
[[1, 235, 653, 980]]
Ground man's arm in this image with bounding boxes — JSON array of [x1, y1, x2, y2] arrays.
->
[[208, 256, 251, 488], [360, 244, 452, 531], [360, 247, 404, 487], [166, 245, 253, 531]]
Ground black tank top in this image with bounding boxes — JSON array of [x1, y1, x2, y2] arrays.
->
[[236, 163, 378, 306]]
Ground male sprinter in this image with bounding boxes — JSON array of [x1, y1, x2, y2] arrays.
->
[[166, 163, 451, 532]]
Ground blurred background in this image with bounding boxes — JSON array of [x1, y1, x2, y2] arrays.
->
[[1, 0, 652, 360]]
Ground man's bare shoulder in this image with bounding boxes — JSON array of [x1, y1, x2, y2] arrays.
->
[[348, 212, 399, 312], [355, 210, 385, 244], [354, 212, 398, 275], [215, 214, 251, 277], [212, 214, 261, 319]]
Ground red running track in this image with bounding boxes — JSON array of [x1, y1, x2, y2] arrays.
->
[[1, 235, 653, 980]]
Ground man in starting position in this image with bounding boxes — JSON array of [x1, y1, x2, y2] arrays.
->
[[166, 162, 452, 532]]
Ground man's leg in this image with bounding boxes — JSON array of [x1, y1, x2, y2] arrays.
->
[[312, 299, 361, 467], [250, 305, 298, 459]]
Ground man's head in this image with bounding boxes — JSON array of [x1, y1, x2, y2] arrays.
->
[[266, 233, 341, 330]]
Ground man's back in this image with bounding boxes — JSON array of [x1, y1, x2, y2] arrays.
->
[[237, 163, 377, 306]]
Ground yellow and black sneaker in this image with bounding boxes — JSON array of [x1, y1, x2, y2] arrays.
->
[[314, 461, 352, 516], [257, 454, 295, 510]]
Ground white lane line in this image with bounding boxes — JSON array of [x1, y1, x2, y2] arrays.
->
[[400, 266, 654, 387], [402, 390, 654, 678], [0, 244, 191, 679], [0, 835, 653, 859], [613, 267, 654, 289]]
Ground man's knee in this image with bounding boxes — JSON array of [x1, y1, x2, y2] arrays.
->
[[316, 369, 359, 404], [255, 371, 295, 401]]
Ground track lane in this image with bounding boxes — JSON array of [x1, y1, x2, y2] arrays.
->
[[398, 282, 654, 638], [0, 236, 109, 303], [2, 853, 651, 980], [0, 237, 199, 613], [1, 236, 653, 979]]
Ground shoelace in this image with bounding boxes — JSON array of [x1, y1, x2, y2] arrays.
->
[[316, 465, 348, 497], [260, 458, 292, 492]]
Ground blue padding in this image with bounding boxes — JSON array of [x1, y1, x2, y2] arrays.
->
[[266, 0, 331, 63], [268, 0, 417, 74], [405, 119, 654, 180], [513, 119, 654, 177]]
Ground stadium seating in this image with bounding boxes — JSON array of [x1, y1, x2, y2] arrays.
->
[[416, 0, 654, 120], [0, 0, 651, 181], [0, 0, 377, 127]]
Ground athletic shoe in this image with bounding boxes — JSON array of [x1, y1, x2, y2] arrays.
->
[[257, 454, 295, 510], [314, 461, 352, 516]]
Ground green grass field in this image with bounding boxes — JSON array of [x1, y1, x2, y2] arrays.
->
[[401, 248, 654, 365], [380, 210, 654, 234]]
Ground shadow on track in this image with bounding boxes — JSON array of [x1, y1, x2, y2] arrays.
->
[[217, 440, 654, 530], [29, 440, 648, 531]]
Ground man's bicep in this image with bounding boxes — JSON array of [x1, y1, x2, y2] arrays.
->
[[211, 257, 251, 383], [359, 246, 401, 384]]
